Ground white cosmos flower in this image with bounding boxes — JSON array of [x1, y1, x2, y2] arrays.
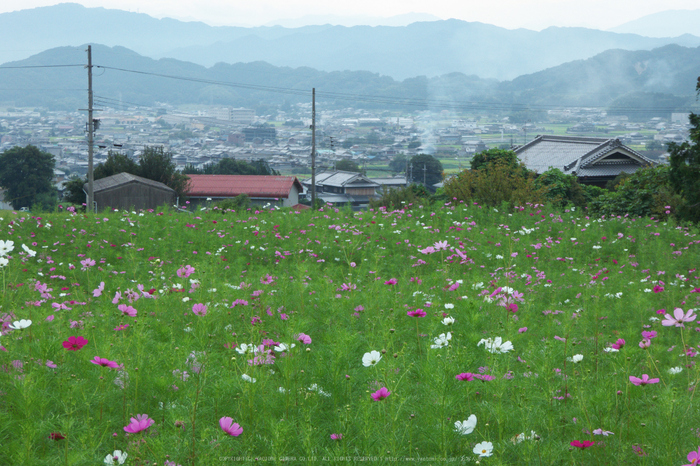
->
[[0, 240, 14, 256], [444, 303, 454, 309], [241, 374, 256, 383], [362, 350, 382, 367], [567, 354, 584, 363], [668, 366, 683, 374], [22, 244, 36, 257], [9, 319, 32, 330], [478, 337, 513, 354], [430, 332, 452, 349], [274, 343, 295, 352], [473, 441, 494, 457], [104, 450, 128, 465], [236, 343, 254, 354], [454, 415, 477, 435], [442, 316, 455, 326], [0, 257, 8, 268]]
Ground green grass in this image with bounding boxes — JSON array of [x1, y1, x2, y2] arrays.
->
[[0, 204, 698, 465]]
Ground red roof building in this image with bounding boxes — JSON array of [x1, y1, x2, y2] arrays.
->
[[186, 175, 302, 207]]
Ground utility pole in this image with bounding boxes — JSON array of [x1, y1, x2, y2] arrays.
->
[[423, 164, 427, 186], [86, 45, 94, 213], [310, 88, 316, 209]]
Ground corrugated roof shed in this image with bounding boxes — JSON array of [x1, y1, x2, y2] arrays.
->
[[186, 175, 302, 199], [88, 172, 175, 193]]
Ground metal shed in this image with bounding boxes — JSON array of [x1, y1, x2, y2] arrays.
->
[[86, 172, 177, 211]]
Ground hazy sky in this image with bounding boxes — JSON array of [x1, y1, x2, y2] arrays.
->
[[2, 0, 699, 30]]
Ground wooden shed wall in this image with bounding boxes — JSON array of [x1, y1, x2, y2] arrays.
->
[[94, 182, 176, 211]]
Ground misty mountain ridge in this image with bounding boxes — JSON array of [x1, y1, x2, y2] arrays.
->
[[264, 12, 442, 28], [1, 3, 700, 81], [610, 9, 700, 38], [1, 43, 698, 119]]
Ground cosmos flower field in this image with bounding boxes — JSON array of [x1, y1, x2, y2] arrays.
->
[[1, 202, 700, 465]]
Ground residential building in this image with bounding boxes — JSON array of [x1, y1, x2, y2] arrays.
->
[[186, 175, 302, 207]]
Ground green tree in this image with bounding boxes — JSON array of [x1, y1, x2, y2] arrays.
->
[[335, 159, 362, 173], [389, 154, 408, 173], [94, 152, 139, 180], [409, 154, 443, 187], [0, 145, 56, 209], [470, 148, 519, 171], [62, 176, 87, 206], [668, 112, 700, 222], [137, 146, 190, 200]]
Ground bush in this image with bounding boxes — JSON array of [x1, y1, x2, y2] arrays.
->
[[534, 168, 588, 208], [369, 183, 430, 210], [444, 160, 548, 208], [588, 165, 684, 220], [214, 194, 251, 211]]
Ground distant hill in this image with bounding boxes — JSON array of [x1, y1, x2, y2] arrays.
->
[[610, 9, 700, 38], [264, 12, 442, 28], [0, 44, 698, 119], [1, 4, 700, 81]]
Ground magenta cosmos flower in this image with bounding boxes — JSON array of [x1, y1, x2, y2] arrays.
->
[[456, 373, 475, 381], [90, 357, 120, 368], [629, 374, 659, 386], [684, 446, 700, 466], [219, 417, 243, 437], [124, 414, 154, 433], [371, 387, 391, 401], [407, 309, 426, 317], [118, 304, 137, 317], [330, 433, 343, 440], [571, 440, 595, 449], [62, 336, 88, 351], [384, 278, 397, 285], [662, 308, 696, 327], [296, 333, 312, 344]]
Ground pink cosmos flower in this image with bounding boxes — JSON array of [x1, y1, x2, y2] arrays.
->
[[296, 333, 312, 344], [124, 414, 154, 433], [118, 304, 137, 317], [407, 309, 426, 317], [80, 258, 95, 269], [62, 336, 88, 351], [641, 330, 657, 339], [455, 373, 475, 381], [114, 324, 129, 331], [192, 303, 207, 316], [92, 281, 105, 297], [177, 265, 195, 278], [593, 429, 614, 436], [629, 374, 659, 386], [639, 339, 651, 349], [330, 433, 343, 440], [90, 357, 119, 369], [219, 417, 243, 437], [46, 360, 57, 368], [371, 387, 391, 401], [611, 339, 625, 350], [571, 440, 595, 449], [684, 447, 700, 466], [662, 308, 696, 327], [384, 278, 397, 285], [518, 327, 528, 333]]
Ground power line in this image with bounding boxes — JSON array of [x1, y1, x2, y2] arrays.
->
[[0, 64, 85, 69]]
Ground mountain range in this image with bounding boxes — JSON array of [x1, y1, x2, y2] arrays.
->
[[610, 9, 700, 38], [1, 43, 698, 119], [1, 3, 700, 81]]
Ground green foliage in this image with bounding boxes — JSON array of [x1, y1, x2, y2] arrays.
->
[[470, 148, 520, 172], [444, 160, 548, 208], [184, 158, 279, 176], [407, 140, 421, 149], [335, 159, 362, 173], [409, 153, 443, 187], [213, 194, 250, 210], [589, 165, 683, 220], [534, 167, 588, 208], [369, 183, 430, 210], [138, 146, 190, 200], [388, 154, 408, 173], [94, 152, 139, 180], [668, 113, 700, 223], [0, 145, 56, 209], [62, 176, 87, 206]]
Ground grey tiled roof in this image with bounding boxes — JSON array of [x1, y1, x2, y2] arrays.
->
[[515, 135, 655, 178], [304, 171, 380, 188]]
